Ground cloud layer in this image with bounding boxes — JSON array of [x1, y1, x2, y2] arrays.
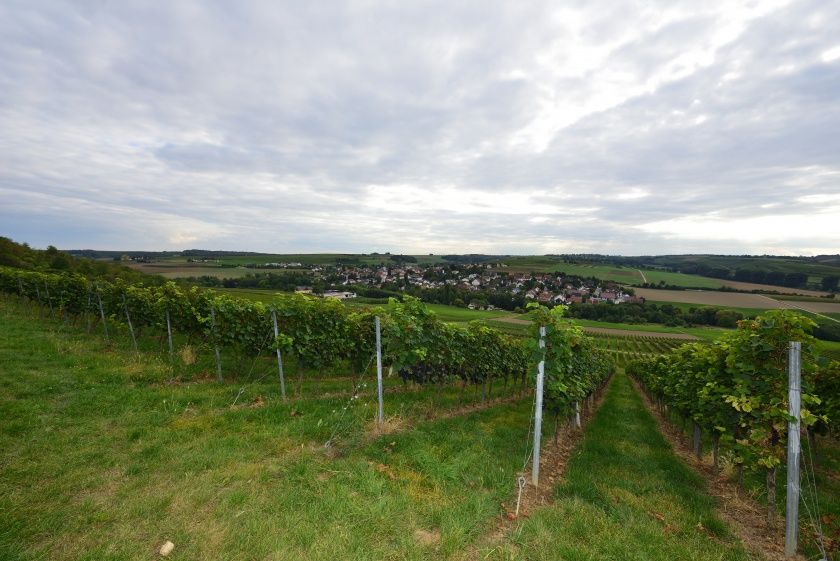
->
[[2, 0, 839, 254]]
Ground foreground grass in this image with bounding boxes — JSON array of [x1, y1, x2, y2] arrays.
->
[[482, 374, 755, 561], [0, 298, 536, 560]]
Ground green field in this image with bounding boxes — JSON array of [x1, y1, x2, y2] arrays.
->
[[0, 298, 776, 561], [638, 269, 725, 288], [818, 339, 840, 362], [645, 255, 840, 279], [498, 258, 639, 279], [586, 332, 691, 367], [570, 319, 728, 341], [494, 258, 726, 289], [645, 300, 768, 317], [202, 254, 446, 266]]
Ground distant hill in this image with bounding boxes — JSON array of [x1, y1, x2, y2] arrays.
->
[[572, 254, 840, 291], [55, 246, 840, 292], [0, 237, 156, 282]]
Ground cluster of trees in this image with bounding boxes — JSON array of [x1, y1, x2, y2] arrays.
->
[[650, 262, 814, 289], [566, 254, 839, 291], [730, 268, 810, 288], [0, 237, 156, 283], [821, 275, 840, 292], [627, 310, 838, 524], [567, 301, 747, 328], [187, 271, 317, 292]]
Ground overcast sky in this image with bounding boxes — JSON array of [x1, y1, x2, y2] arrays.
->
[[2, 0, 839, 255]]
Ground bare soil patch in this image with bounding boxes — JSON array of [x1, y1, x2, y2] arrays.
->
[[635, 288, 786, 308], [718, 280, 829, 297], [414, 528, 441, 547]]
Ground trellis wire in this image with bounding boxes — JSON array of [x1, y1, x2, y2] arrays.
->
[[800, 426, 828, 560], [325, 352, 377, 448]]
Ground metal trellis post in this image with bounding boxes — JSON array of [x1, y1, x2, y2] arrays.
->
[[785, 341, 801, 558], [376, 316, 383, 425], [271, 308, 287, 400], [532, 325, 546, 487]]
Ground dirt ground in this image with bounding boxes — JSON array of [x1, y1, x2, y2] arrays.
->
[[717, 279, 830, 297]]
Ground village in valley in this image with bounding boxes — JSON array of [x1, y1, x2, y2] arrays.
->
[[223, 258, 645, 310]]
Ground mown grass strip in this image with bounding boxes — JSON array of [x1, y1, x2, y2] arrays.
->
[[477, 373, 756, 561]]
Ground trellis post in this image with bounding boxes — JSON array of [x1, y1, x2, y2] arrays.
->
[[532, 326, 546, 487], [96, 286, 109, 341], [376, 316, 383, 425], [210, 307, 222, 381], [165, 308, 174, 357], [271, 307, 287, 400], [785, 341, 801, 558]]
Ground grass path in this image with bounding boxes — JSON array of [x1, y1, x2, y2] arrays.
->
[[479, 373, 757, 561]]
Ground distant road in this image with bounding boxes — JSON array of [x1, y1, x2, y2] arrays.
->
[[716, 279, 829, 297], [637, 269, 648, 283], [758, 295, 840, 323]]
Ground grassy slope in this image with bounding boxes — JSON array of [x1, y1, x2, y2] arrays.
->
[[645, 300, 769, 317], [497, 257, 725, 288], [650, 255, 840, 278], [483, 373, 753, 561], [0, 298, 769, 561], [637, 269, 725, 289], [0, 298, 536, 561]]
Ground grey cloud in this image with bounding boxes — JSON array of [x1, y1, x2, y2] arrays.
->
[[1, 0, 839, 254]]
